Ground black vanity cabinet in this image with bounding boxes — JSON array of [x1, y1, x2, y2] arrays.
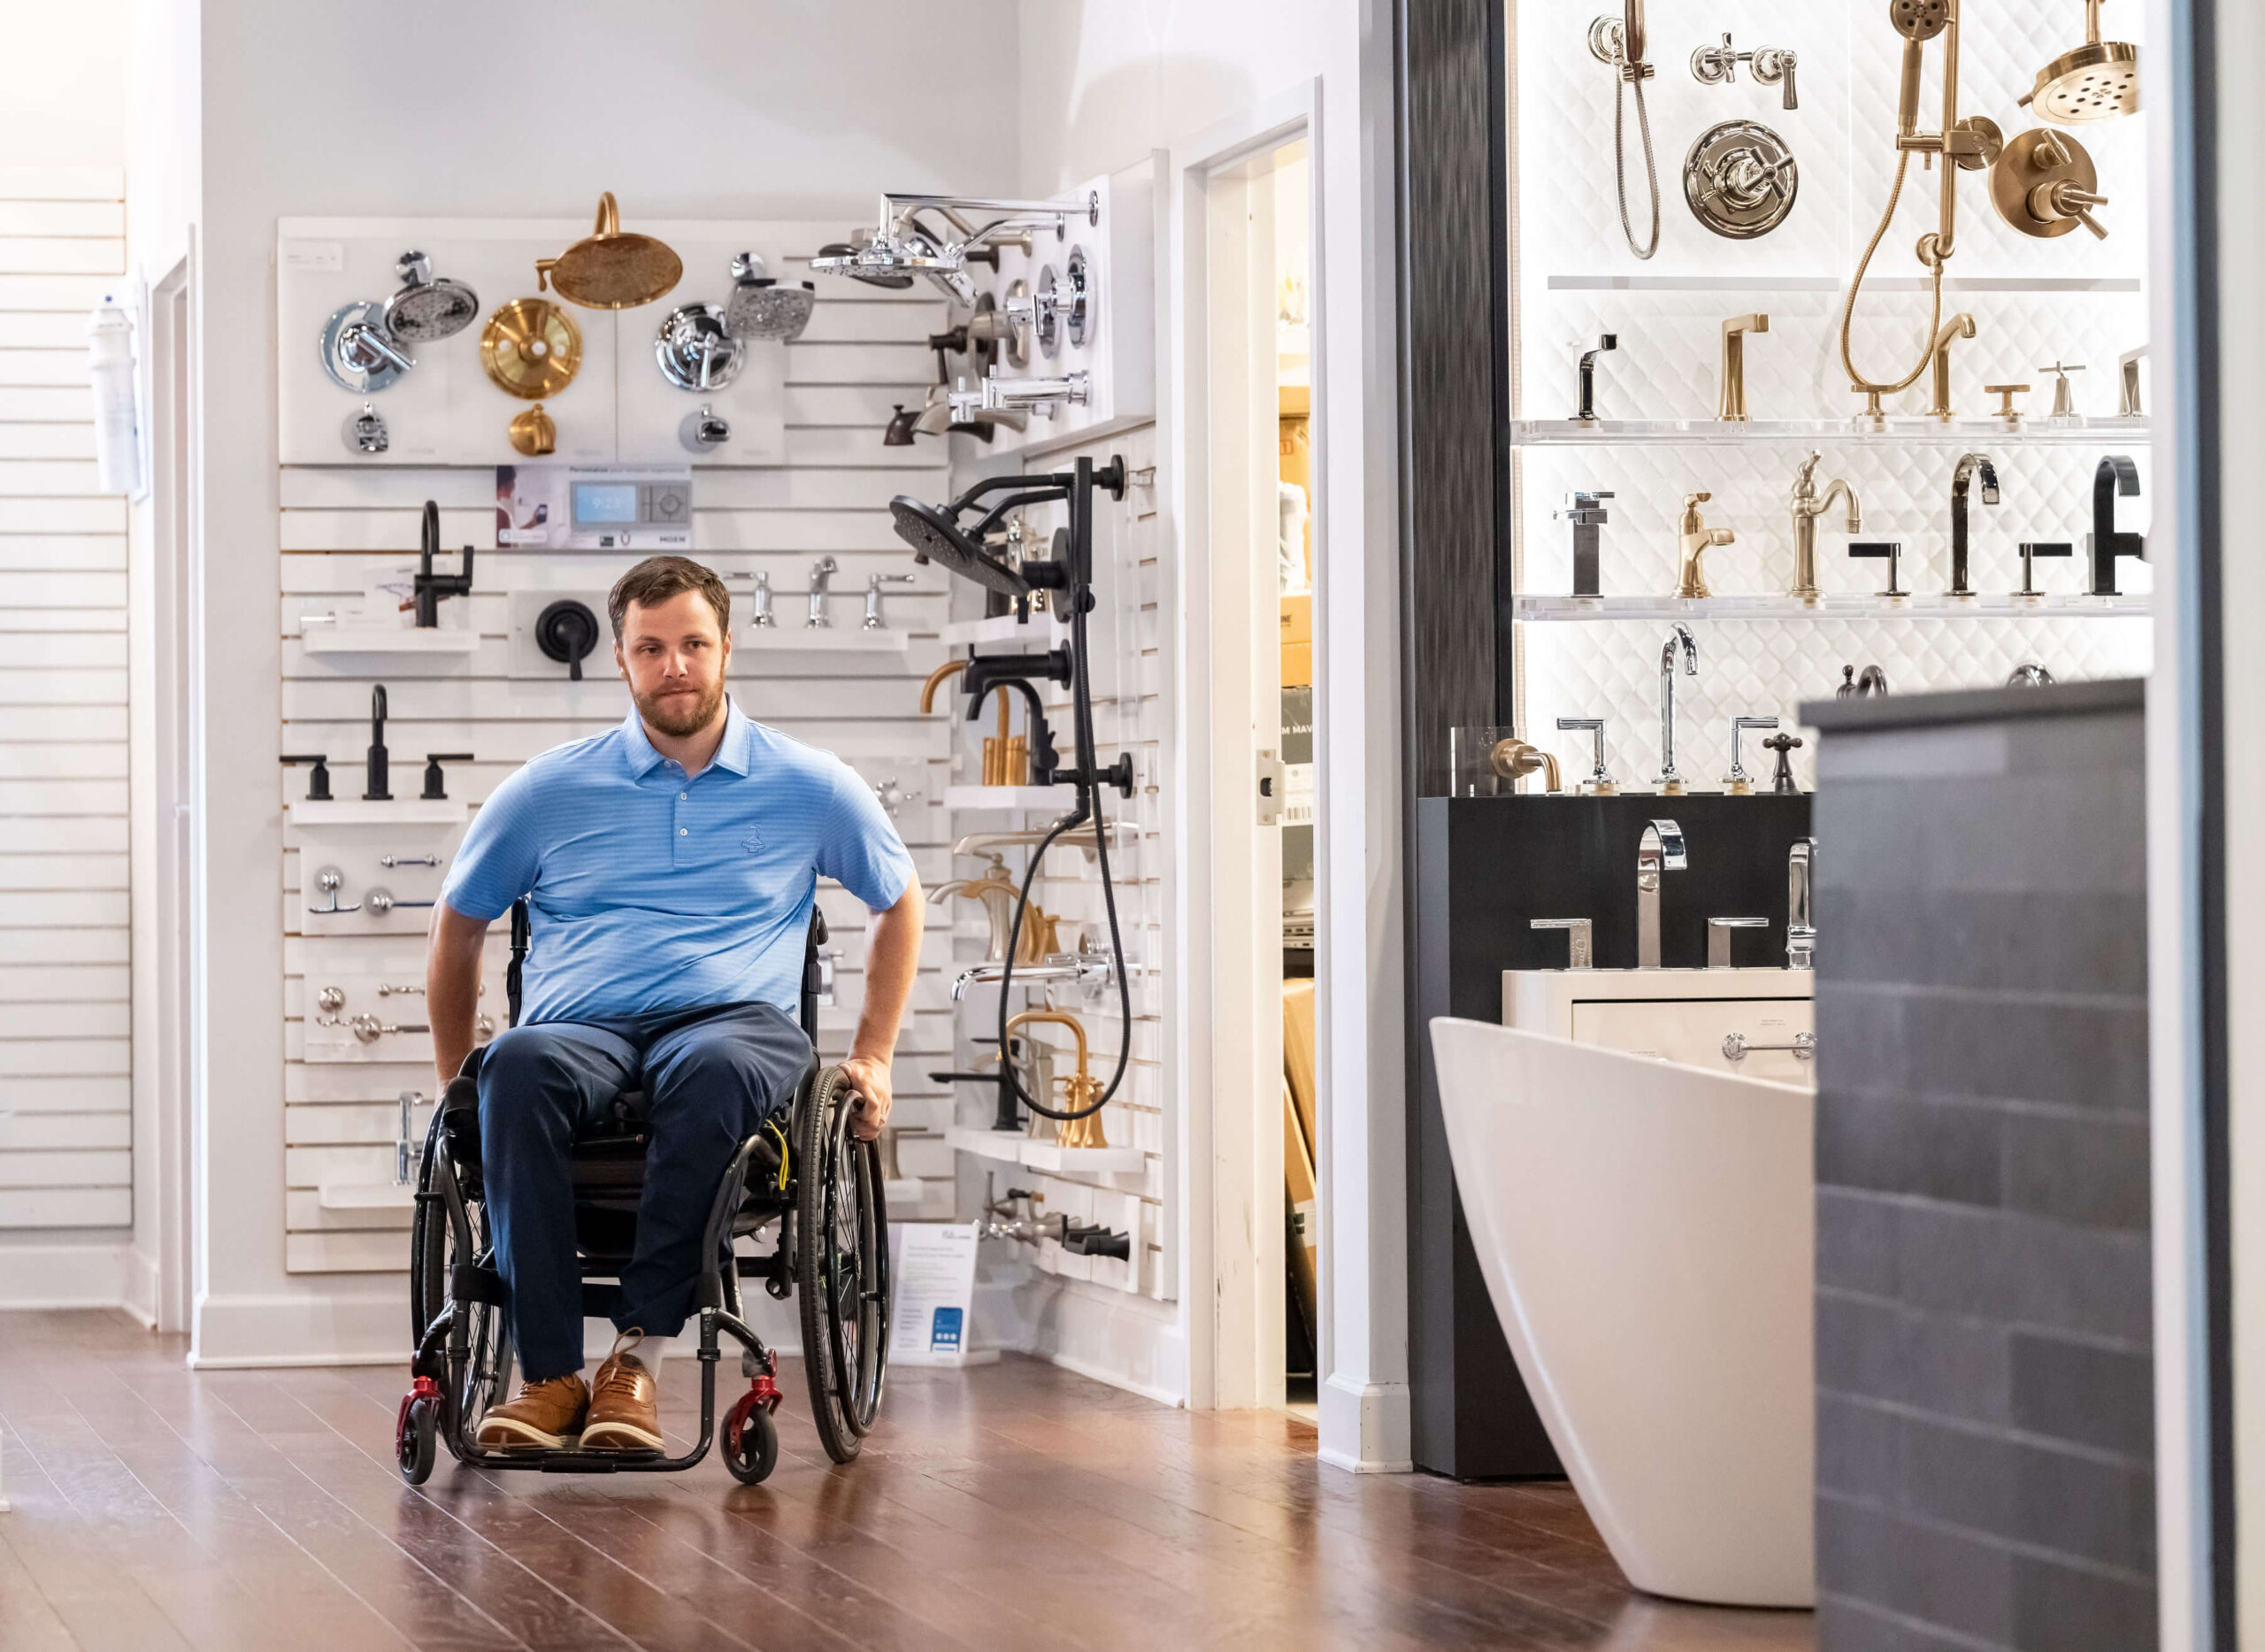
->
[[1408, 792, 1816, 1479]]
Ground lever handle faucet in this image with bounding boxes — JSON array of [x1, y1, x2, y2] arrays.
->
[[1789, 451, 1862, 602], [1676, 495, 1733, 599], [806, 557, 840, 626], [864, 572, 916, 629], [1928, 313, 1978, 421], [1556, 489, 1614, 596], [1557, 716, 1616, 795]]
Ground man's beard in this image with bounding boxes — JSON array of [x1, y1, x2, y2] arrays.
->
[[634, 676, 726, 738]]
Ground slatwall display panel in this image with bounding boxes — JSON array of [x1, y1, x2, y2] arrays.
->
[[937, 424, 1169, 1302], [1512, 0, 2152, 785], [277, 249, 960, 1272], [0, 166, 131, 1232]]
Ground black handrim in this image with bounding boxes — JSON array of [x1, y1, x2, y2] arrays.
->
[[825, 1111, 888, 1434], [409, 1124, 503, 1436]]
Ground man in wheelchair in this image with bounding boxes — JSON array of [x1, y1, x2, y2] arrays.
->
[[424, 556, 923, 1454]]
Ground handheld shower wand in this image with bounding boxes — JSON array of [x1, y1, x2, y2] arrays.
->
[[1840, 0, 2004, 408], [1588, 2, 1661, 261]]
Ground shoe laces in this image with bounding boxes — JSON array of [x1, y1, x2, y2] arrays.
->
[[596, 1328, 649, 1402]]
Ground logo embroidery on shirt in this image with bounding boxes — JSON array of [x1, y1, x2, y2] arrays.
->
[[741, 834, 764, 853]]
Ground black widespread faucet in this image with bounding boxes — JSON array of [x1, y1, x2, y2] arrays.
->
[[365, 685, 391, 801], [412, 499, 474, 628], [2089, 455, 2146, 595]]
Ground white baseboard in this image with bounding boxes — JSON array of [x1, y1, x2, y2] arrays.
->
[[0, 1239, 129, 1310], [1317, 1372, 1414, 1473], [973, 1272, 1188, 1407], [121, 1249, 159, 1329]]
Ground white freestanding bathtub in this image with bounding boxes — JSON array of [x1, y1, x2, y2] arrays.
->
[[1428, 1016, 1816, 1608]]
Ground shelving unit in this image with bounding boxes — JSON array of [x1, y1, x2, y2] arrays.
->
[[739, 626, 912, 654], [940, 612, 1065, 648], [1509, 419, 2152, 449], [1514, 592, 2151, 621], [942, 1126, 1144, 1175], [301, 626, 483, 656], [942, 785, 1078, 811]]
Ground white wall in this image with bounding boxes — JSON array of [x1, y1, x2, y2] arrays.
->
[[1015, 0, 1409, 1469], [0, 0, 134, 1310], [188, 0, 1021, 1364]]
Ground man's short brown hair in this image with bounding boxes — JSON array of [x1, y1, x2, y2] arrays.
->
[[609, 556, 731, 642]]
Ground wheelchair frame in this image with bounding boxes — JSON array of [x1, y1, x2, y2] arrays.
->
[[395, 903, 890, 1487]]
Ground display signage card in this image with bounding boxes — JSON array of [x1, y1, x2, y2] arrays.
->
[[495, 465, 693, 552], [887, 1222, 986, 1368]]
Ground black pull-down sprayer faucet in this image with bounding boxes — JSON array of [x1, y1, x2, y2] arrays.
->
[[2089, 455, 2146, 595]]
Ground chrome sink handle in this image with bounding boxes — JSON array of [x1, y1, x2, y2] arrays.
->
[[1723, 1030, 1815, 1062], [1531, 918, 1595, 970], [1707, 916, 1768, 968]]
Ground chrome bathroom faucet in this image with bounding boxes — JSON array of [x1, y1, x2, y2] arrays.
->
[[1787, 837, 1816, 969], [1637, 818, 1686, 969], [805, 557, 840, 626], [1949, 452, 2000, 596], [1788, 451, 1861, 603], [1655, 623, 1699, 794]]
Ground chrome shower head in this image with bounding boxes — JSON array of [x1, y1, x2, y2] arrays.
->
[[810, 239, 915, 291], [723, 252, 816, 341]]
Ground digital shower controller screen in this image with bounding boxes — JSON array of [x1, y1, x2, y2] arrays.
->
[[497, 465, 694, 551], [573, 482, 640, 524]]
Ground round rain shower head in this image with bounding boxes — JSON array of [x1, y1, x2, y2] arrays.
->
[[889, 496, 1031, 595], [383, 251, 480, 344], [811, 241, 914, 290], [2025, 41, 2138, 122]]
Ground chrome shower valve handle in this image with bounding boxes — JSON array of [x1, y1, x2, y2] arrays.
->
[[1751, 46, 1798, 110], [1690, 33, 1755, 86]]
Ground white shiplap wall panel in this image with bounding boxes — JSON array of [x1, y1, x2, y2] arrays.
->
[[277, 225, 958, 1271], [0, 166, 129, 1232]]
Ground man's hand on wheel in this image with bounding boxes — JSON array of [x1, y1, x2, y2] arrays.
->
[[838, 1053, 894, 1141]]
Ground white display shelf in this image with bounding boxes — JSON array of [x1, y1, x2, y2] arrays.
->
[[1544, 273, 2143, 294], [288, 798, 470, 826], [943, 1126, 1026, 1167], [1017, 1140, 1147, 1174], [941, 1126, 1144, 1175], [942, 785, 1079, 811], [1509, 418, 2150, 448], [1514, 593, 2150, 621], [319, 1182, 416, 1211], [940, 612, 1065, 647], [301, 626, 482, 655], [740, 626, 911, 653]]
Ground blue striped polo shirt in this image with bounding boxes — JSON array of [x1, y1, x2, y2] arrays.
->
[[441, 699, 914, 1025]]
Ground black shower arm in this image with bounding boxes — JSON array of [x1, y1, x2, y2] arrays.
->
[[949, 473, 1074, 516]]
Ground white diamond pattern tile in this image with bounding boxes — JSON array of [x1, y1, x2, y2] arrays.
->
[[1512, 0, 2153, 795], [1519, 614, 2151, 794]]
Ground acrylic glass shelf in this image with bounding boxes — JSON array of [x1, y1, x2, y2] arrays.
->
[[300, 626, 482, 655], [1509, 419, 2151, 448], [1513, 592, 2151, 620], [940, 612, 1067, 647], [942, 785, 1078, 810]]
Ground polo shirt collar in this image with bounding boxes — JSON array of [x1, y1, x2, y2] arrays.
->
[[619, 696, 754, 780]]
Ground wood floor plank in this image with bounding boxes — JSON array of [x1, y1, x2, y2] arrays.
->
[[0, 1311, 1817, 1652]]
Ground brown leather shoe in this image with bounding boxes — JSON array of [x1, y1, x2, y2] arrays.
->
[[582, 1329, 664, 1452], [475, 1372, 588, 1449]]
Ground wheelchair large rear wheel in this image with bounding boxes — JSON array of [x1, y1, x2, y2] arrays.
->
[[408, 1116, 509, 1445], [795, 1065, 890, 1464]]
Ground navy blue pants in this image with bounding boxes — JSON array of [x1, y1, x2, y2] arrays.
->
[[477, 1001, 810, 1381]]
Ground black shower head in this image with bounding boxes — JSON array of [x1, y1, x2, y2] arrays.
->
[[889, 496, 1030, 595], [882, 405, 918, 447]]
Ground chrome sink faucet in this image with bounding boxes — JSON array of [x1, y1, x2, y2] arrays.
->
[[1788, 451, 1861, 602], [1638, 818, 1686, 968], [1655, 623, 1699, 794], [805, 556, 840, 626], [1787, 837, 1816, 969], [1949, 452, 2000, 597]]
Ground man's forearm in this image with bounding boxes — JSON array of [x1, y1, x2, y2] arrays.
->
[[426, 903, 491, 1088], [849, 880, 925, 1063]]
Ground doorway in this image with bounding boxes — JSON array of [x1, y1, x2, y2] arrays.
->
[[1182, 115, 1319, 1425]]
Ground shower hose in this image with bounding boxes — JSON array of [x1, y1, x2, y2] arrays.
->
[[1839, 149, 1948, 395], [1611, 66, 1661, 261]]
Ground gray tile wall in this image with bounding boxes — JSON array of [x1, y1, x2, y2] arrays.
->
[[1812, 697, 2154, 1651]]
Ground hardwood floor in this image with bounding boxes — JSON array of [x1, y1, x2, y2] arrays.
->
[[0, 1310, 1814, 1651]]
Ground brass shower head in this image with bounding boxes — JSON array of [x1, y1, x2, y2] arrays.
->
[[2023, 0, 2138, 123]]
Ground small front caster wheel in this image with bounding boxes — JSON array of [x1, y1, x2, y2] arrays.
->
[[398, 1394, 439, 1486], [722, 1391, 779, 1486]]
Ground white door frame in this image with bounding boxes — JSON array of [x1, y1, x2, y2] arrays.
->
[[136, 253, 200, 1335], [1168, 84, 1323, 1418]]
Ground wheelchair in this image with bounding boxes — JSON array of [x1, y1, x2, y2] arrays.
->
[[395, 902, 889, 1487]]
